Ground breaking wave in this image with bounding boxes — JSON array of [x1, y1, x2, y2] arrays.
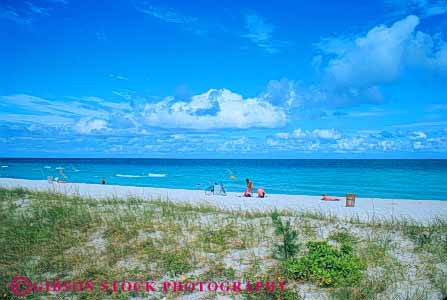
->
[[115, 173, 167, 178], [115, 174, 147, 178]]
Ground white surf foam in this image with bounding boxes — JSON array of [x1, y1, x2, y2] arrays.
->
[[115, 173, 167, 178], [115, 174, 147, 178], [148, 173, 167, 178]]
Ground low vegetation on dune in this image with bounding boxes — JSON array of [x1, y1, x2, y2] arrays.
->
[[0, 188, 446, 300]]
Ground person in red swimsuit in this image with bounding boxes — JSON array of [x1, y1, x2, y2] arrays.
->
[[321, 194, 340, 201], [244, 178, 253, 197]]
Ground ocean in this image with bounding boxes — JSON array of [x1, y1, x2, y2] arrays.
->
[[0, 158, 446, 200]]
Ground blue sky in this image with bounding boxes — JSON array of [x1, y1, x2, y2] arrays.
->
[[1, 0, 446, 158]]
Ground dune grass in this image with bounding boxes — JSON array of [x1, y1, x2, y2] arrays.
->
[[0, 188, 446, 300]]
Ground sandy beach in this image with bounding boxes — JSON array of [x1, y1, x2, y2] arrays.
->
[[1, 177, 446, 223]]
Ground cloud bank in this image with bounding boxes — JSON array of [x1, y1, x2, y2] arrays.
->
[[0, 88, 287, 134]]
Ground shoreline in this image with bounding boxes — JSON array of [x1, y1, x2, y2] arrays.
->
[[1, 178, 446, 223]]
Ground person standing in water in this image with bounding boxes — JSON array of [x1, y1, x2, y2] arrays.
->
[[244, 178, 254, 197], [101, 177, 106, 185]]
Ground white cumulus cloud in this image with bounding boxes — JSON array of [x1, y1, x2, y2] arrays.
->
[[217, 137, 251, 152], [312, 129, 342, 140], [410, 131, 427, 139], [293, 128, 307, 138], [314, 15, 447, 106], [324, 15, 420, 87], [74, 119, 108, 134], [275, 132, 290, 139], [143, 88, 286, 129]]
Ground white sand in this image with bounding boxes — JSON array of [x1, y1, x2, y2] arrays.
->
[[1, 178, 446, 223]]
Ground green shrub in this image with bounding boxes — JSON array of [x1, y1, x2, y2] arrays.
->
[[271, 211, 300, 260], [285, 241, 366, 287]]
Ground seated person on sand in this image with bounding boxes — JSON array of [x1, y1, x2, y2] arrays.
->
[[321, 194, 340, 201], [243, 178, 254, 197], [257, 187, 266, 198]]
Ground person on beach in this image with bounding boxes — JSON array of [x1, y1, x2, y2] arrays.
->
[[101, 177, 106, 184], [244, 178, 253, 197], [257, 187, 265, 198], [321, 194, 340, 201]]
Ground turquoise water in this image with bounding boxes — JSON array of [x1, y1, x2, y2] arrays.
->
[[0, 158, 446, 200]]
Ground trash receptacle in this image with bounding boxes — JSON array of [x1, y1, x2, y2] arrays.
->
[[346, 193, 356, 207]]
